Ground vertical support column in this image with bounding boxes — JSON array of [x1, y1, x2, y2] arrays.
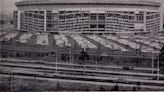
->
[[96, 13, 98, 32], [89, 12, 91, 32], [160, 11, 163, 32], [17, 10, 21, 30], [57, 12, 59, 32], [105, 11, 106, 32], [143, 11, 147, 32], [44, 10, 47, 31], [159, 6, 163, 32], [52, 11, 58, 32]]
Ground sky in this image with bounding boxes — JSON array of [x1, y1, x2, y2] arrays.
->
[[1, 0, 164, 15]]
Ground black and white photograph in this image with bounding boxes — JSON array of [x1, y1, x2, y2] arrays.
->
[[0, 0, 164, 91]]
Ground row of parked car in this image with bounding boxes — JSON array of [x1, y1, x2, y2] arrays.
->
[[88, 35, 128, 51], [54, 34, 71, 47], [36, 33, 49, 45], [71, 34, 97, 49], [104, 35, 139, 50], [0, 32, 18, 41], [16, 33, 32, 43]]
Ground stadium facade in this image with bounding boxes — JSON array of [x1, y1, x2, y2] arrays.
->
[[14, 0, 163, 33]]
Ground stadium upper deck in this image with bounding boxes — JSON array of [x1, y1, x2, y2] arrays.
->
[[16, 0, 160, 6]]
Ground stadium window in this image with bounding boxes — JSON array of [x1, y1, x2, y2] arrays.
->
[[98, 30, 105, 31], [90, 14, 97, 20], [39, 15, 44, 19], [84, 13, 89, 17], [38, 11, 44, 14], [59, 16, 65, 19], [47, 24, 53, 27], [48, 16, 53, 20], [46, 11, 52, 13], [98, 24, 105, 28], [90, 30, 96, 31], [98, 14, 105, 20], [33, 15, 38, 18], [76, 14, 81, 18], [90, 24, 97, 28]]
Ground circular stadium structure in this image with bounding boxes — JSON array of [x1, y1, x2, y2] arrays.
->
[[14, 0, 162, 33]]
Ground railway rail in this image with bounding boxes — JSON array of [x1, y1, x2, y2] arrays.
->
[[1, 59, 164, 87], [0, 58, 159, 74], [1, 69, 164, 89]]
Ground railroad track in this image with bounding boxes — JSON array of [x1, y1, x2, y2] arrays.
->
[[1, 63, 163, 79], [1, 59, 164, 87], [1, 69, 164, 90], [0, 58, 159, 73]]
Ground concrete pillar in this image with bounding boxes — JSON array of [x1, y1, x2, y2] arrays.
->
[[44, 10, 47, 31], [17, 10, 21, 30], [160, 11, 163, 32], [144, 11, 147, 32]]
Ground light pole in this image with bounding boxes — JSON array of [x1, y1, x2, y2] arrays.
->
[[10, 71, 13, 92], [157, 54, 160, 80], [69, 45, 72, 68], [96, 43, 101, 70], [152, 49, 154, 74], [55, 52, 58, 74], [150, 30, 156, 74]]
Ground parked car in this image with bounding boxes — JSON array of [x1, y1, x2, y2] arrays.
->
[[123, 66, 134, 70]]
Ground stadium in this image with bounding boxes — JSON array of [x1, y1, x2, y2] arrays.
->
[[0, 0, 164, 91], [14, 0, 163, 33]]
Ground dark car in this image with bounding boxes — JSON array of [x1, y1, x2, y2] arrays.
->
[[123, 66, 134, 70]]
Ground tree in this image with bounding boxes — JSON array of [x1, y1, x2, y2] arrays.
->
[[111, 84, 119, 91], [99, 86, 106, 91], [10, 20, 13, 25], [79, 49, 89, 61], [16, 53, 19, 57], [61, 54, 67, 61], [132, 86, 137, 91], [85, 86, 89, 91], [136, 81, 141, 91], [159, 45, 164, 59], [51, 52, 54, 55], [56, 82, 62, 91], [0, 20, 5, 25], [9, 54, 12, 57], [25, 52, 28, 57]]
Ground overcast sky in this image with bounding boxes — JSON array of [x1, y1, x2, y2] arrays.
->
[[1, 0, 164, 15]]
